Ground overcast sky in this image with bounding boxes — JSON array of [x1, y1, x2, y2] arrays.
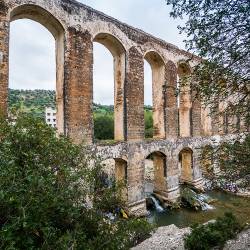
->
[[9, 0, 186, 105]]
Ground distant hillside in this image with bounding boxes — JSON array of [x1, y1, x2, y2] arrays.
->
[[8, 89, 153, 138], [8, 89, 152, 120], [8, 89, 56, 119]]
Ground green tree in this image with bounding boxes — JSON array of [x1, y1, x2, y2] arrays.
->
[[94, 113, 114, 140], [0, 115, 152, 249], [185, 213, 242, 250], [167, 0, 250, 183], [145, 110, 153, 138]]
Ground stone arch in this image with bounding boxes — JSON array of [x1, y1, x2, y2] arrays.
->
[[126, 46, 144, 141], [178, 147, 193, 184], [9, 4, 65, 134], [145, 151, 167, 196], [114, 158, 128, 200], [177, 61, 192, 137], [144, 51, 166, 139], [114, 158, 128, 183], [10, 4, 65, 39], [93, 33, 126, 141]]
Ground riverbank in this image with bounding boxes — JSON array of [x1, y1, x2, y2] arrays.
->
[[132, 225, 250, 250]]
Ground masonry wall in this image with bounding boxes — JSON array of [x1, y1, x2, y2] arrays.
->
[[0, 2, 9, 117]]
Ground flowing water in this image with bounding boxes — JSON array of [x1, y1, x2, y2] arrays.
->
[[149, 195, 164, 212], [148, 190, 250, 228]]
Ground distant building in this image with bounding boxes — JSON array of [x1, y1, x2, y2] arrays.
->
[[45, 107, 57, 128], [8, 112, 17, 125]]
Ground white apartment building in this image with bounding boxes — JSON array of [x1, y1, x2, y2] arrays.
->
[[45, 107, 57, 128]]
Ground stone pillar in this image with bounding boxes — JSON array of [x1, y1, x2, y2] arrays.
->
[[211, 103, 220, 135], [165, 61, 178, 139], [114, 54, 126, 141], [127, 144, 147, 216], [64, 28, 93, 144], [191, 88, 202, 137], [125, 47, 144, 141], [179, 80, 192, 137], [153, 153, 167, 197], [165, 154, 180, 202], [152, 63, 165, 139], [0, 5, 9, 117], [192, 149, 204, 190]]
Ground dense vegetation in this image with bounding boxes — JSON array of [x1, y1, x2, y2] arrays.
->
[[0, 115, 152, 249], [185, 213, 242, 250], [8, 89, 154, 140]]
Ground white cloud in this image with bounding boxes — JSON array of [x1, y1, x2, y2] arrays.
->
[[9, 0, 186, 105], [9, 20, 56, 90]]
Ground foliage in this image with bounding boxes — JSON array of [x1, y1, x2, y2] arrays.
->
[[145, 110, 153, 138], [217, 134, 250, 188], [185, 212, 242, 250], [0, 115, 153, 249], [200, 145, 215, 178], [94, 112, 114, 141], [8, 89, 56, 119], [166, 0, 250, 127]]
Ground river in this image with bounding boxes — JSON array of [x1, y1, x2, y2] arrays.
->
[[148, 190, 250, 228]]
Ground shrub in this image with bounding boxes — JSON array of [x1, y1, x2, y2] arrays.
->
[[0, 115, 152, 249], [94, 113, 114, 140], [184, 212, 242, 250], [145, 110, 153, 138]]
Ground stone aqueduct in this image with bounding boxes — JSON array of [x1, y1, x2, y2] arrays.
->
[[0, 0, 240, 215]]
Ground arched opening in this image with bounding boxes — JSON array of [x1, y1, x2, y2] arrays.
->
[[115, 158, 128, 200], [93, 33, 126, 142], [144, 51, 166, 139], [9, 5, 65, 133], [178, 62, 192, 137], [100, 158, 128, 201], [201, 145, 214, 177], [145, 152, 167, 195], [179, 148, 193, 184]]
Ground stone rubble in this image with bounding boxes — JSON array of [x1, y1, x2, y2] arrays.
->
[[224, 228, 250, 250], [132, 224, 191, 250], [132, 225, 250, 250]]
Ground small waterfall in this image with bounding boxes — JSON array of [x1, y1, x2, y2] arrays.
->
[[150, 195, 164, 212], [197, 194, 214, 211], [181, 186, 215, 211]]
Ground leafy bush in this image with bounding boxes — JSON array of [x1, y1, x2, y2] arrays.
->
[[94, 113, 114, 140], [145, 110, 153, 138], [0, 115, 152, 249], [185, 212, 242, 250]]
